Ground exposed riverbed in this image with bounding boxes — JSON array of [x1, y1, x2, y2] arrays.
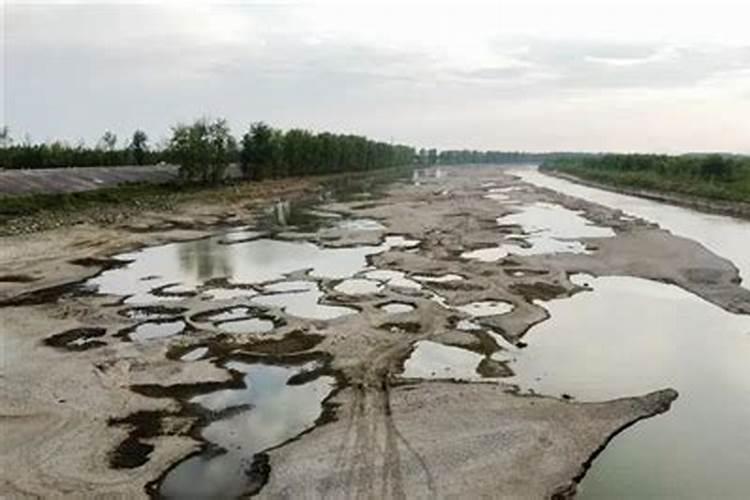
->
[[1, 165, 747, 498]]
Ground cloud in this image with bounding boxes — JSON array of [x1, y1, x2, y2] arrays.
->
[[4, 1, 750, 152]]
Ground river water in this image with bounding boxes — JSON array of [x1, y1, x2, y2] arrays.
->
[[512, 166, 750, 285], [508, 166, 750, 499]]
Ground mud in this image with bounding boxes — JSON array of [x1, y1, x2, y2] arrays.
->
[[1, 165, 746, 498]]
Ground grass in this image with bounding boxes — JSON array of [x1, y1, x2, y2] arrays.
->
[[0, 183, 187, 218]]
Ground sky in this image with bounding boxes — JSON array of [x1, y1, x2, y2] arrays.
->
[[3, 0, 750, 153]]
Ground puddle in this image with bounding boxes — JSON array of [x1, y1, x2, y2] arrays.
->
[[499, 202, 614, 239], [44, 327, 107, 351], [191, 306, 278, 334], [362, 269, 422, 289], [217, 318, 275, 334], [382, 235, 420, 248], [158, 360, 336, 499], [86, 235, 398, 304], [455, 301, 514, 317], [401, 341, 484, 380], [412, 274, 464, 283], [509, 275, 750, 499], [202, 288, 258, 300], [456, 319, 482, 331], [462, 202, 614, 262], [195, 306, 258, 323], [334, 279, 383, 295], [127, 320, 186, 342], [379, 302, 415, 314], [180, 347, 209, 362], [253, 281, 356, 320]]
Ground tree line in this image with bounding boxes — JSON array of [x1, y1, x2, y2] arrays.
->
[[0, 121, 416, 184], [168, 119, 416, 183], [543, 153, 750, 181], [436, 150, 581, 164], [0, 128, 160, 169], [541, 153, 750, 202]]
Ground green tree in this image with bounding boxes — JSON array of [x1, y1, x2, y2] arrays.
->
[[240, 122, 278, 180], [99, 130, 117, 151], [169, 118, 235, 184], [129, 130, 148, 165], [427, 148, 438, 165]]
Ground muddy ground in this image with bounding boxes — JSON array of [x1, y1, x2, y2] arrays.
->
[[2, 166, 746, 498]]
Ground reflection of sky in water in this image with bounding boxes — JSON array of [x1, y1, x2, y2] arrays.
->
[[129, 320, 184, 342], [253, 281, 356, 320], [514, 167, 750, 285], [363, 269, 422, 289], [180, 347, 208, 362], [455, 301, 514, 317], [202, 288, 258, 300], [401, 341, 483, 380], [216, 318, 275, 334], [380, 302, 415, 314], [334, 278, 383, 295], [499, 202, 614, 239], [160, 361, 335, 499], [413, 273, 464, 283], [508, 275, 750, 499], [462, 202, 614, 262], [87, 235, 401, 304]]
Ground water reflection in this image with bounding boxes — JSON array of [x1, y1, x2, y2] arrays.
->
[[462, 202, 614, 262], [401, 341, 484, 380], [253, 281, 356, 320], [88, 236, 397, 304], [508, 276, 750, 499], [178, 237, 233, 285], [128, 320, 185, 342], [513, 166, 750, 285], [334, 278, 383, 295], [455, 301, 514, 317], [159, 360, 336, 499]]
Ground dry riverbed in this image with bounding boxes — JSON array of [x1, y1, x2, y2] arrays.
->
[[2, 166, 747, 498]]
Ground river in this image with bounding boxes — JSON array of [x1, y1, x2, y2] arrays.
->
[[509, 166, 750, 499], [512, 166, 750, 286]]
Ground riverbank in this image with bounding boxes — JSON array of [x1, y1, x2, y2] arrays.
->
[[541, 169, 750, 220], [0, 167, 411, 236]]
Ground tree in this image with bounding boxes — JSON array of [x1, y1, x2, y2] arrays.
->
[[129, 130, 148, 165], [700, 154, 734, 180], [169, 118, 235, 184], [427, 148, 438, 165], [0, 126, 11, 147], [240, 122, 278, 180], [99, 130, 117, 151]]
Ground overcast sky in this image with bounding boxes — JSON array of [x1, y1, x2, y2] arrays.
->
[[4, 0, 750, 153]]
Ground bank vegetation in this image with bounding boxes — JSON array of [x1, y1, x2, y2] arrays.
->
[[541, 154, 750, 204]]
